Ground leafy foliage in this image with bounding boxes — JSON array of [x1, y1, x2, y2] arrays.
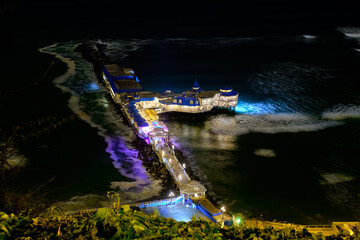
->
[[1, 209, 359, 239]]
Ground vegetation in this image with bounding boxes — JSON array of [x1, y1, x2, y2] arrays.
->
[[1, 205, 359, 240], [0, 114, 77, 216]]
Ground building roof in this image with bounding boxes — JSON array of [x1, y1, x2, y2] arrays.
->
[[193, 79, 200, 89], [125, 101, 149, 127], [181, 180, 207, 194], [113, 79, 143, 92], [198, 91, 218, 99], [221, 91, 238, 97], [103, 64, 143, 93], [137, 91, 162, 100], [220, 86, 233, 91], [199, 199, 220, 215], [103, 64, 134, 78], [159, 98, 175, 104]]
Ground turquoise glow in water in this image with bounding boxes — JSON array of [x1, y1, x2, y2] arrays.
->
[[235, 100, 277, 114]]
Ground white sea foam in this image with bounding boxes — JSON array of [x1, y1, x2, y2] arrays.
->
[[337, 27, 360, 37], [207, 113, 341, 136], [39, 44, 76, 92], [344, 33, 360, 38], [322, 104, 360, 120], [303, 35, 317, 39], [53, 194, 110, 215], [321, 173, 354, 185], [254, 148, 277, 157], [39, 41, 163, 206], [5, 150, 28, 167]]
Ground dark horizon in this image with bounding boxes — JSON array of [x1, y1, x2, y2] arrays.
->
[[1, 1, 360, 43]]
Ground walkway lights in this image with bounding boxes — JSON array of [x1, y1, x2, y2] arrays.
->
[[169, 192, 175, 197]]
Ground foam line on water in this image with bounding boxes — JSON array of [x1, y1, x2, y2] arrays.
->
[[322, 104, 360, 120], [206, 113, 342, 136], [39, 42, 163, 203], [336, 27, 360, 37], [254, 148, 277, 157], [303, 35, 317, 39], [321, 173, 354, 185]]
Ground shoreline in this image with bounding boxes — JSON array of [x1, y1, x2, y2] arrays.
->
[[74, 42, 185, 202]]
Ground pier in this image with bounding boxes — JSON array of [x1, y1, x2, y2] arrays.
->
[[101, 64, 235, 223]]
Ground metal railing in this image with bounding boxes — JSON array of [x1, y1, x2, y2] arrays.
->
[[128, 196, 183, 208]]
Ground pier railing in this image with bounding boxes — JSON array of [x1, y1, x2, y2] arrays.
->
[[150, 140, 191, 190], [128, 196, 183, 208]]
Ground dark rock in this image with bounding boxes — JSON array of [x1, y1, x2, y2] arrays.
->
[[74, 41, 109, 82]]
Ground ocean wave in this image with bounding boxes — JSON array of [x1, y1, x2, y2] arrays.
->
[[337, 27, 360, 38], [206, 113, 341, 136], [253, 148, 277, 157], [322, 104, 360, 120], [249, 62, 331, 112], [321, 173, 354, 185], [103, 39, 156, 61], [303, 35, 317, 39], [39, 41, 163, 204]]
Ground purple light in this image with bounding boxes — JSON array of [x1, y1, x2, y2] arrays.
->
[[105, 136, 149, 184], [141, 126, 152, 135]]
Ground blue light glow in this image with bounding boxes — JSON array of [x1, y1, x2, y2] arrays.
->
[[138, 196, 183, 208], [86, 82, 100, 91], [235, 100, 279, 114]]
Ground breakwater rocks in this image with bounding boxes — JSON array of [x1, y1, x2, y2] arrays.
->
[[74, 41, 180, 198], [132, 137, 179, 198], [171, 142, 222, 206], [74, 41, 109, 82]]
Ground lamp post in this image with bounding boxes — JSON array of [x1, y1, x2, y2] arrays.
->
[[169, 191, 175, 204], [221, 206, 226, 222]]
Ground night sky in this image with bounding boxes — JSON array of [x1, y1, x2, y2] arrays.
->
[[1, 0, 359, 42]]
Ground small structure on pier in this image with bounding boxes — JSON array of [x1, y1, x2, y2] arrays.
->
[[181, 180, 207, 200]]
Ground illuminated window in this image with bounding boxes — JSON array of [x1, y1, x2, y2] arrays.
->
[[195, 101, 198, 104], [190, 100, 193, 105], [173, 99, 177, 103], [179, 99, 182, 104]]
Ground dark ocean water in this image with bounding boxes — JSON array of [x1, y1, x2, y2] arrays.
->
[[1, 28, 360, 223]]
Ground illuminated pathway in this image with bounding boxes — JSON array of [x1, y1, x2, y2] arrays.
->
[[137, 104, 193, 190], [132, 103, 233, 223], [151, 134, 191, 188]]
